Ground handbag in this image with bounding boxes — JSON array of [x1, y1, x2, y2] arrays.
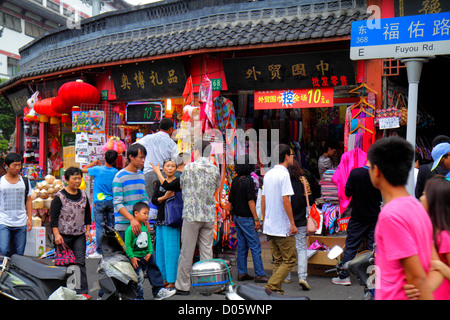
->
[[301, 177, 317, 235], [54, 243, 77, 266], [164, 191, 183, 227]]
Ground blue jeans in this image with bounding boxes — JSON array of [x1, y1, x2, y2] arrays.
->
[[134, 254, 164, 299], [233, 216, 265, 277], [0, 224, 27, 257], [93, 200, 114, 254]]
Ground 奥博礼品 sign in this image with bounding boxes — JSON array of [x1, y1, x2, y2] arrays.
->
[[111, 58, 187, 100]]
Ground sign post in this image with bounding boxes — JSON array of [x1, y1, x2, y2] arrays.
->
[[350, 12, 450, 195]]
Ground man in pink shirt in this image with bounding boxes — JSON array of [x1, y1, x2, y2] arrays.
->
[[367, 136, 442, 300]]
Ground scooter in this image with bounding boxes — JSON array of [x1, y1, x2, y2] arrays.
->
[[325, 245, 375, 300], [0, 254, 71, 300], [190, 258, 309, 300], [97, 224, 138, 300]]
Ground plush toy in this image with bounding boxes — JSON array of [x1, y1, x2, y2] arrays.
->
[[25, 91, 41, 121], [102, 136, 126, 154]]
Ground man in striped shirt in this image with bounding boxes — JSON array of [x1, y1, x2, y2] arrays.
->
[[113, 144, 149, 239]]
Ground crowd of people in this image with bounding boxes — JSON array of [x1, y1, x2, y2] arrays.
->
[[0, 116, 449, 300]]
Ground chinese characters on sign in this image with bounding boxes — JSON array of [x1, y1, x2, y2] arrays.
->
[[254, 87, 334, 110], [223, 51, 355, 91], [351, 12, 450, 60], [126, 101, 162, 124], [394, 0, 449, 17], [111, 59, 187, 100]]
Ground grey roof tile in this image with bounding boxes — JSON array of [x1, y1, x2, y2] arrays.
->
[[7, 5, 368, 83]]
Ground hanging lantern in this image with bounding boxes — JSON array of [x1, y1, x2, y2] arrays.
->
[[58, 79, 101, 109], [52, 96, 68, 114], [37, 98, 61, 118], [61, 114, 72, 123]]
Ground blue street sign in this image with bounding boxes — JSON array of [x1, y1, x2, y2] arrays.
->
[[350, 12, 450, 60]]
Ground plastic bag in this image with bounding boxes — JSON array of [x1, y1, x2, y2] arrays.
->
[[48, 286, 87, 300], [97, 253, 138, 284]]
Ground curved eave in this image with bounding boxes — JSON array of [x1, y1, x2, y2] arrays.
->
[[0, 34, 351, 94]]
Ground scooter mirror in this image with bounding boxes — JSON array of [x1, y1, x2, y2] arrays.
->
[[327, 245, 344, 260]]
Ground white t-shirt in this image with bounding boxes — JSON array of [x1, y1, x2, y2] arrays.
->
[[136, 131, 178, 174], [0, 176, 32, 227], [262, 165, 294, 237]]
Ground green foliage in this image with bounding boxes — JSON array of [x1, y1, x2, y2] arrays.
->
[[0, 96, 16, 141]]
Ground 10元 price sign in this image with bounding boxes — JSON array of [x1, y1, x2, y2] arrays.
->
[[254, 87, 334, 110], [350, 12, 450, 60]]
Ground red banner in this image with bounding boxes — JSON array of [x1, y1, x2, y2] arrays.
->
[[254, 87, 334, 110]]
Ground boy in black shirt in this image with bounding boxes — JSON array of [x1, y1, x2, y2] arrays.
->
[[331, 162, 382, 286]]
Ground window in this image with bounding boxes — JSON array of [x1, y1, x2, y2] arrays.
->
[[25, 21, 46, 38], [0, 12, 22, 33], [46, 0, 60, 13], [7, 57, 20, 77]]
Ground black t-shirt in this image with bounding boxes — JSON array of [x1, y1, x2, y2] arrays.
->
[[345, 166, 382, 222], [151, 178, 182, 224], [229, 175, 257, 218], [290, 178, 310, 228]]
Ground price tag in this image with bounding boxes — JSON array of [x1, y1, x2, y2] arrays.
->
[[379, 117, 400, 130]]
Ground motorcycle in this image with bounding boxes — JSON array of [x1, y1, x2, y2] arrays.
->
[[0, 254, 71, 300], [325, 245, 375, 300], [190, 258, 309, 300], [97, 224, 138, 300]]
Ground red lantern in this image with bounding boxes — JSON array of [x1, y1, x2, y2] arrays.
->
[[35, 98, 61, 118], [58, 79, 101, 108], [52, 96, 68, 115]]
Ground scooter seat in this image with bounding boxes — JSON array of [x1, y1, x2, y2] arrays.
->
[[236, 283, 309, 300], [11, 255, 67, 281]]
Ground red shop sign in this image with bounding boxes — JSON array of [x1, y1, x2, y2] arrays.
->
[[254, 87, 334, 110]]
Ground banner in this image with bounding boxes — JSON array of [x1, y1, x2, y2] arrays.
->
[[254, 87, 334, 110]]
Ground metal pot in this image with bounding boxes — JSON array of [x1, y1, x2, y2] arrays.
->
[[190, 259, 231, 295]]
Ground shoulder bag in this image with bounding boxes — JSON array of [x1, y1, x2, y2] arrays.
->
[[164, 191, 183, 227]]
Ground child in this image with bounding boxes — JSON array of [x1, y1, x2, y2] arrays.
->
[[405, 176, 450, 300], [124, 202, 176, 300], [367, 136, 442, 300], [82, 150, 118, 258], [151, 159, 182, 289]]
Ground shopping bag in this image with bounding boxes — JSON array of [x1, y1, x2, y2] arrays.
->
[[164, 191, 183, 227], [54, 244, 77, 266]]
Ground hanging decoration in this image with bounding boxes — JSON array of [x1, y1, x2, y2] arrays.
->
[[101, 136, 127, 154], [58, 79, 101, 110]]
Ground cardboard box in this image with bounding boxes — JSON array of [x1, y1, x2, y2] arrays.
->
[[24, 227, 46, 257], [307, 235, 346, 276]]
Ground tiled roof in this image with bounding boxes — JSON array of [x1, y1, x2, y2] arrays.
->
[[2, 0, 369, 89]]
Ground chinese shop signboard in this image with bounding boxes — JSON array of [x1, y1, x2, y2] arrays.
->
[[254, 87, 334, 110], [223, 50, 355, 91], [126, 101, 162, 124], [111, 58, 187, 100]]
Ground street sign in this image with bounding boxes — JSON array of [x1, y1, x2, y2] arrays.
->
[[350, 12, 450, 60]]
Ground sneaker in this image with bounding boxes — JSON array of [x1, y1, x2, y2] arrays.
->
[[88, 252, 102, 259], [331, 276, 351, 286], [298, 279, 311, 290], [155, 287, 176, 300]]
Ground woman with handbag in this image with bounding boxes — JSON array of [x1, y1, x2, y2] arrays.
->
[[50, 167, 92, 297], [151, 160, 182, 289], [287, 158, 314, 290]]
